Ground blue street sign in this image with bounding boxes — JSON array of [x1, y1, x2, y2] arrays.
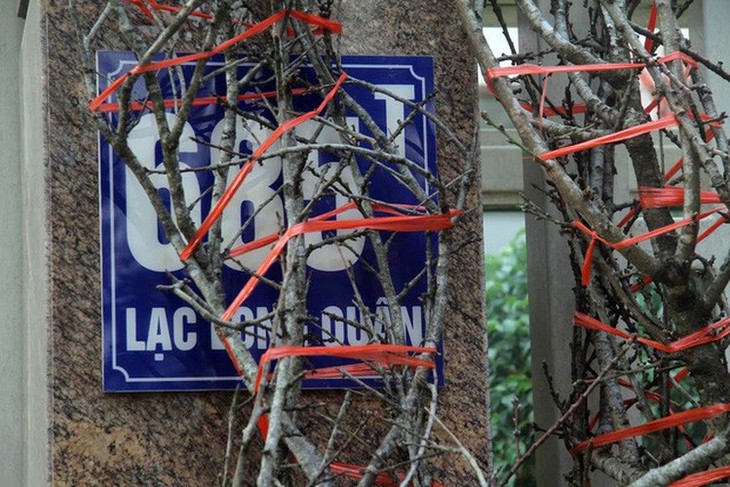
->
[[99, 51, 440, 391]]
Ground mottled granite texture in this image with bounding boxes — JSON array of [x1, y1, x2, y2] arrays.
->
[[43, 0, 488, 484]]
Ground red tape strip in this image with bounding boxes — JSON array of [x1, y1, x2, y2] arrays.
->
[[639, 186, 721, 208], [126, 0, 221, 22], [540, 114, 678, 161], [253, 345, 442, 486], [574, 312, 730, 354], [484, 49, 696, 119], [486, 51, 697, 81], [179, 72, 348, 261], [573, 206, 724, 286], [644, 2, 658, 52], [571, 403, 730, 454], [222, 203, 459, 322], [669, 466, 730, 487], [90, 9, 341, 111], [254, 344, 436, 393], [110, 7, 447, 485], [96, 87, 309, 113]]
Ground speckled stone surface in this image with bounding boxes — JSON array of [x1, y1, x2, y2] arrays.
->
[[43, 0, 488, 484], [335, 2, 490, 482]]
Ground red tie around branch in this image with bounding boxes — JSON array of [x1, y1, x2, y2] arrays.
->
[[572, 206, 724, 286], [571, 403, 730, 454], [90, 9, 341, 112], [221, 204, 459, 322], [669, 466, 730, 487], [574, 312, 730, 354], [179, 72, 348, 261]]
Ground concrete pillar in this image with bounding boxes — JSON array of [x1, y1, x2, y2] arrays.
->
[[21, 0, 50, 484], [518, 2, 622, 485], [0, 5, 26, 487], [687, 0, 730, 356], [517, 5, 576, 484], [688, 0, 730, 118]]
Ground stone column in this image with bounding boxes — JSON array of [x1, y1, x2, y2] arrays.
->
[[24, 1, 489, 484]]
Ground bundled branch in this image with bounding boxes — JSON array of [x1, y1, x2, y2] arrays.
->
[[456, 0, 730, 485]]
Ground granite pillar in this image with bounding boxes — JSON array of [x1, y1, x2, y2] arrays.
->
[[32, 1, 488, 483]]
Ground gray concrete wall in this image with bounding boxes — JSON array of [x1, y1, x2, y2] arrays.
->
[[21, 0, 50, 484], [0, 6, 26, 487]]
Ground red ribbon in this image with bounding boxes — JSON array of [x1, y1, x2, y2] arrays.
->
[[573, 206, 724, 286], [540, 114, 679, 161], [644, 2, 658, 53], [638, 186, 721, 209], [254, 344, 436, 393], [222, 203, 459, 322], [179, 72, 348, 261], [574, 312, 730, 354], [484, 50, 696, 119], [669, 466, 730, 487], [571, 403, 730, 454], [96, 87, 308, 114], [90, 9, 342, 112]]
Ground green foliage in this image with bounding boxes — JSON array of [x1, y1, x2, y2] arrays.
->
[[486, 232, 535, 485]]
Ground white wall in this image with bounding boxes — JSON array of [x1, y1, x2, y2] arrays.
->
[[483, 211, 524, 254]]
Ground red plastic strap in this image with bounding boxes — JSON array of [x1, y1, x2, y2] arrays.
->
[[257, 354, 445, 487], [126, 0, 220, 22], [254, 345, 443, 487], [629, 275, 654, 293], [179, 72, 348, 261], [521, 101, 587, 117], [664, 157, 685, 182], [660, 50, 699, 68], [254, 344, 436, 393], [486, 52, 695, 83], [126, 0, 154, 20], [487, 61, 644, 79], [627, 205, 727, 294], [664, 128, 716, 182], [303, 362, 379, 379], [617, 126, 716, 230], [639, 186, 728, 243], [540, 114, 678, 161], [573, 206, 723, 285], [125, 0, 336, 38], [644, 2, 658, 52], [221, 204, 459, 322], [639, 186, 721, 208], [90, 9, 341, 111], [228, 202, 425, 258], [574, 312, 730, 354], [617, 208, 638, 229], [674, 366, 690, 383], [330, 463, 445, 487], [571, 403, 730, 454], [698, 214, 730, 243], [587, 368, 695, 450], [253, 344, 442, 486], [96, 87, 308, 113], [485, 50, 696, 121], [329, 463, 400, 486], [669, 466, 730, 487]]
